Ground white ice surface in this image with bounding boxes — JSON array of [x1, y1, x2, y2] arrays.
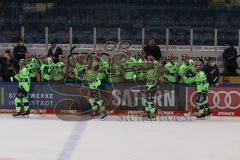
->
[[0, 115, 240, 160]]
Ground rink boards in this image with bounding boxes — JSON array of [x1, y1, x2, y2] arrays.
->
[[0, 82, 239, 116]]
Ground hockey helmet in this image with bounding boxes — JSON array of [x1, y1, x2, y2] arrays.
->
[[182, 53, 190, 61], [168, 53, 175, 61]]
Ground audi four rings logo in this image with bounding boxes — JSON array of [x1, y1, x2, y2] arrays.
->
[[190, 90, 240, 109]]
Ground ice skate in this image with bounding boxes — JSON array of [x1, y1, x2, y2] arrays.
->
[[90, 110, 99, 117], [12, 112, 21, 117], [21, 110, 30, 116], [196, 112, 206, 119], [205, 108, 211, 116], [21, 110, 30, 118], [100, 111, 107, 119], [144, 111, 156, 120]]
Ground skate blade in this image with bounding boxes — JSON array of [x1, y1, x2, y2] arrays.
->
[[13, 115, 30, 118], [100, 114, 107, 120], [143, 116, 156, 121], [196, 117, 206, 120]]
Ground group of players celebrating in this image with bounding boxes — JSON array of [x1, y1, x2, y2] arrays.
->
[[13, 50, 210, 119], [12, 53, 66, 117]]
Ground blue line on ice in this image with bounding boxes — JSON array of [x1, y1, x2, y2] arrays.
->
[[57, 122, 87, 160]]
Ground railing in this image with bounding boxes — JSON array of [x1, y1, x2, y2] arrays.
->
[[14, 27, 240, 53]]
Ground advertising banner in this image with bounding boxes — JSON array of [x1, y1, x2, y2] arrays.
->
[[187, 86, 240, 116], [104, 83, 186, 110], [1, 82, 240, 116], [160, 50, 224, 72], [0, 82, 187, 115], [0, 82, 90, 114]]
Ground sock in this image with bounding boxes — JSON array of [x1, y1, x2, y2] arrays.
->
[[145, 106, 150, 112], [92, 105, 98, 111], [149, 107, 156, 114], [198, 105, 205, 115], [99, 105, 105, 112], [89, 98, 97, 111], [24, 106, 29, 112], [16, 107, 21, 113]]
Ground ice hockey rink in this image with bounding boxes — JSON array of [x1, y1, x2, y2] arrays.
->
[[0, 114, 240, 160]]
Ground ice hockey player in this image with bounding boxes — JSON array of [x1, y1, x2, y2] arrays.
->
[[84, 60, 107, 119], [40, 56, 54, 82], [25, 53, 39, 82], [164, 54, 179, 84], [13, 59, 31, 117], [53, 55, 66, 81], [143, 56, 160, 119], [179, 54, 196, 84], [92, 51, 108, 82], [147, 55, 161, 74], [195, 61, 210, 118], [121, 50, 137, 82], [106, 56, 121, 83], [136, 50, 147, 82], [74, 53, 86, 82]]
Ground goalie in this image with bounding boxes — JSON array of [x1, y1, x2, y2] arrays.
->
[[13, 59, 31, 117]]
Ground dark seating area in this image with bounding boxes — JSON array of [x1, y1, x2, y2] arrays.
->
[[0, 0, 239, 45]]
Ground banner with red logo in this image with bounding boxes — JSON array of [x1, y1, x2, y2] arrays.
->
[[187, 86, 240, 116], [1, 82, 240, 117]]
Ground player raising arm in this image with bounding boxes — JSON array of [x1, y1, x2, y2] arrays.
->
[[40, 56, 54, 82], [13, 59, 31, 117], [25, 53, 39, 82]]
